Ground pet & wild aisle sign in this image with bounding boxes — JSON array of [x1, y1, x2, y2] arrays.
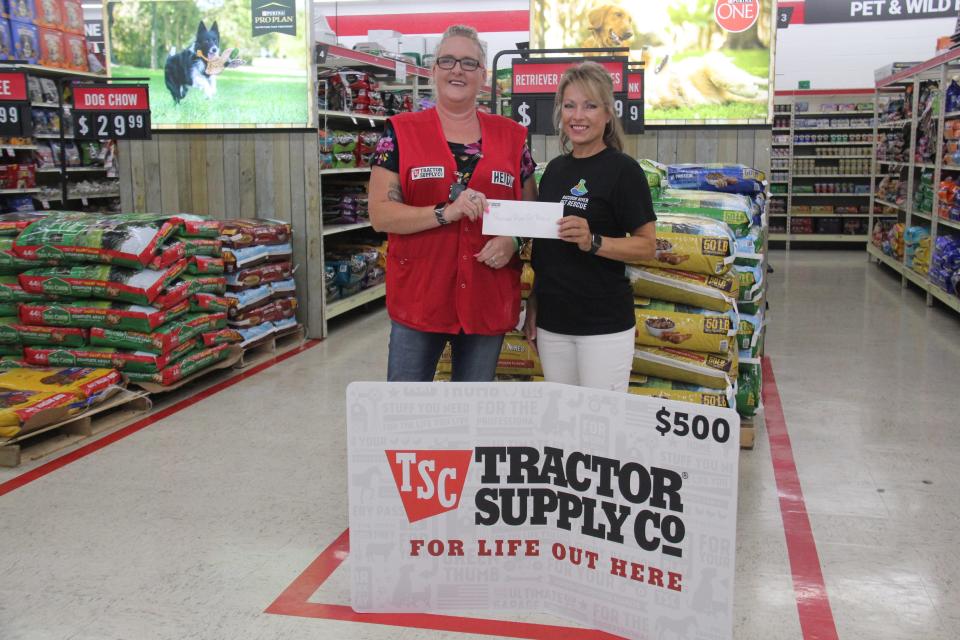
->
[[347, 382, 739, 640]]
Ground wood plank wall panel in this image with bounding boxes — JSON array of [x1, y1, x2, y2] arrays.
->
[[121, 132, 322, 337]]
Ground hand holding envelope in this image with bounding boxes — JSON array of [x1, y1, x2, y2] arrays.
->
[[481, 200, 563, 239]]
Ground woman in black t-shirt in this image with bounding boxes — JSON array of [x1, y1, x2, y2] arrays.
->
[[523, 62, 657, 392]]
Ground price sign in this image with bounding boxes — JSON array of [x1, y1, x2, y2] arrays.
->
[[654, 406, 733, 443], [0, 72, 32, 137], [623, 70, 644, 134], [510, 95, 556, 135], [73, 84, 151, 140]]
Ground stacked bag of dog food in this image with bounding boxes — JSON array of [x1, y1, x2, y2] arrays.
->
[[930, 235, 960, 297], [324, 234, 386, 305], [904, 226, 931, 275], [4, 212, 238, 389], [219, 218, 300, 349], [318, 129, 382, 171], [629, 161, 769, 419], [4, 0, 90, 71]]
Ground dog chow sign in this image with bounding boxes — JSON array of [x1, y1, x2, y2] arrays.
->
[[347, 382, 739, 639]]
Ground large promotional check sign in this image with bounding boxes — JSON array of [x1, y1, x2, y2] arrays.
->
[[347, 382, 739, 639]]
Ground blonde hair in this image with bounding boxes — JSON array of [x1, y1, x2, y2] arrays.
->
[[553, 61, 625, 154], [434, 25, 487, 65]]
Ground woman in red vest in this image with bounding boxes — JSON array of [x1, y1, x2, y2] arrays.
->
[[369, 24, 537, 381]]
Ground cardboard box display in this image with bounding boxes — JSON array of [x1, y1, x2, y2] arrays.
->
[[33, 0, 61, 29], [63, 31, 85, 70], [10, 19, 39, 64], [38, 26, 65, 67]]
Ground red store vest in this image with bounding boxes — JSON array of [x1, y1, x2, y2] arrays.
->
[[387, 108, 526, 335]]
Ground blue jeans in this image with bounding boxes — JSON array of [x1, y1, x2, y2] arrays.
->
[[387, 321, 505, 382]]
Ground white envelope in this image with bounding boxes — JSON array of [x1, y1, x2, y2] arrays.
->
[[482, 200, 563, 239]]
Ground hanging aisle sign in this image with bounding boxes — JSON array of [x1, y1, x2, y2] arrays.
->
[[73, 84, 151, 140], [0, 72, 32, 138], [803, 0, 960, 23], [510, 57, 628, 136], [347, 381, 740, 639]]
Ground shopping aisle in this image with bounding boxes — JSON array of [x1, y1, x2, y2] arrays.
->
[[1, 250, 958, 640]]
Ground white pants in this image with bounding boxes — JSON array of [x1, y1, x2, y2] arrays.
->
[[536, 327, 635, 393]]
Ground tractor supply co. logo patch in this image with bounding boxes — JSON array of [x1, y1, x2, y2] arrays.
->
[[387, 450, 472, 522], [410, 166, 445, 181], [491, 170, 515, 188]]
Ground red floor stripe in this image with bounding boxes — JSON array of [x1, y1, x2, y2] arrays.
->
[[762, 357, 839, 640], [0, 339, 321, 498]]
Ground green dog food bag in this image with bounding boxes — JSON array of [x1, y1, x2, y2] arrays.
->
[[0, 343, 23, 356], [0, 211, 49, 236], [148, 242, 187, 270], [736, 354, 762, 418], [628, 266, 739, 312], [13, 324, 88, 347], [19, 261, 188, 306], [632, 214, 737, 276], [187, 256, 225, 275], [174, 214, 223, 239], [183, 238, 223, 257], [0, 276, 51, 303], [126, 343, 231, 386], [656, 188, 755, 238], [180, 274, 227, 295], [0, 317, 19, 344], [737, 311, 765, 354], [18, 299, 190, 333], [24, 338, 199, 374], [735, 264, 764, 304]]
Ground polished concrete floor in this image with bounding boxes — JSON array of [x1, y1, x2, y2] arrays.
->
[[0, 250, 958, 640]]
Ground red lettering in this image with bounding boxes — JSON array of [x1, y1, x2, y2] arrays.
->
[[668, 571, 683, 592], [609, 556, 627, 577], [648, 566, 664, 587]]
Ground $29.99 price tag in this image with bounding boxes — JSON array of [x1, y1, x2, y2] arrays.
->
[[73, 84, 151, 140], [76, 113, 149, 140], [655, 406, 732, 444]]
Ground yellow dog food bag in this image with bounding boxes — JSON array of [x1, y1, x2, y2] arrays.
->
[[632, 345, 738, 389], [438, 333, 542, 377], [0, 390, 76, 438], [634, 297, 738, 354], [0, 367, 123, 402], [628, 265, 739, 312], [520, 262, 535, 299], [632, 214, 737, 276], [628, 373, 735, 408]]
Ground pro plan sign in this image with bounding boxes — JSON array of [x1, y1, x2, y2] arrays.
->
[[73, 85, 151, 140], [348, 382, 740, 639], [0, 72, 32, 137], [511, 58, 628, 136], [252, 0, 297, 36]]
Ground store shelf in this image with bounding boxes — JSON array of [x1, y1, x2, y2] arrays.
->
[[30, 102, 58, 108], [877, 160, 907, 166], [67, 167, 108, 173], [793, 126, 874, 131], [34, 133, 73, 140], [0, 144, 38, 151], [874, 199, 906, 210], [326, 283, 386, 319], [789, 212, 871, 217], [944, 110, 960, 119], [317, 108, 387, 125], [929, 285, 960, 312], [878, 119, 911, 128], [795, 154, 871, 159], [320, 167, 372, 175], [15, 64, 107, 80], [771, 142, 791, 147], [322, 221, 373, 236], [867, 242, 903, 273], [771, 234, 869, 242], [792, 174, 871, 178], [790, 193, 870, 197], [770, 232, 788, 241], [913, 163, 937, 170], [936, 217, 960, 231], [940, 164, 960, 171], [797, 111, 874, 116], [0, 188, 40, 194], [910, 210, 933, 222], [772, 128, 791, 132], [793, 141, 874, 146], [902, 266, 928, 288]]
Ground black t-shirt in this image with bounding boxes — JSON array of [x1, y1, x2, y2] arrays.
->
[[532, 147, 655, 335]]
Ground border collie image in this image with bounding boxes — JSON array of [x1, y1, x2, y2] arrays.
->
[[164, 21, 220, 104]]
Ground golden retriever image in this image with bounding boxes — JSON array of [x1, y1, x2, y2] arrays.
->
[[573, 2, 769, 110]]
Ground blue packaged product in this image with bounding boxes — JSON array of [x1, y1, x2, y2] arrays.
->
[[666, 163, 765, 195], [9, 18, 38, 64]]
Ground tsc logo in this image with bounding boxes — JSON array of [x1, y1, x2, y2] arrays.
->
[[386, 450, 472, 523], [410, 166, 445, 180], [491, 170, 515, 188]]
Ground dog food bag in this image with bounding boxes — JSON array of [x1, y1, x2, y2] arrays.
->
[[270, 278, 296, 300], [638, 159, 666, 197], [735, 264, 764, 304], [666, 164, 765, 195], [19, 299, 189, 332], [148, 242, 187, 270], [656, 188, 756, 238], [632, 345, 736, 389], [180, 274, 227, 295], [183, 238, 222, 258], [0, 275, 51, 303], [0, 316, 20, 344], [0, 356, 32, 370], [219, 219, 291, 248], [628, 266, 738, 312], [632, 214, 736, 276], [221, 244, 269, 273], [266, 242, 293, 263], [226, 261, 292, 291], [0, 367, 123, 402], [628, 374, 735, 409], [90, 311, 225, 354], [174, 214, 222, 239], [0, 211, 48, 236], [227, 283, 271, 314], [237, 321, 276, 347], [186, 256, 225, 275], [229, 297, 297, 328], [13, 324, 88, 347], [496, 333, 542, 376], [0, 343, 23, 356], [737, 311, 765, 354], [0, 238, 56, 274], [126, 343, 232, 386], [736, 355, 762, 418], [13, 212, 181, 268], [19, 261, 187, 306], [152, 280, 193, 311], [200, 328, 243, 347], [634, 298, 737, 354], [735, 230, 765, 268], [0, 302, 15, 316], [0, 390, 76, 438], [25, 338, 198, 373], [190, 293, 232, 313], [520, 262, 535, 299]]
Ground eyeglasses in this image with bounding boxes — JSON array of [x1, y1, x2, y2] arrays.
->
[[436, 56, 482, 72]]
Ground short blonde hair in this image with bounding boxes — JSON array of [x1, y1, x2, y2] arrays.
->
[[434, 24, 486, 64], [553, 61, 625, 154]]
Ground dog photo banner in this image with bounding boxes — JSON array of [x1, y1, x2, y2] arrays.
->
[[347, 382, 740, 640], [529, 0, 773, 124], [106, 0, 310, 128]]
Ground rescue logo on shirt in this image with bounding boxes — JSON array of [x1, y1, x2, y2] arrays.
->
[[562, 178, 589, 210], [491, 170, 515, 188], [570, 179, 588, 196], [411, 166, 445, 180]]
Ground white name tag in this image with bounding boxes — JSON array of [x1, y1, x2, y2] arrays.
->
[[491, 170, 515, 188], [411, 166, 445, 180]]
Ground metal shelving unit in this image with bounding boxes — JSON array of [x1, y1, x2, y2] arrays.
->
[[867, 50, 960, 315]]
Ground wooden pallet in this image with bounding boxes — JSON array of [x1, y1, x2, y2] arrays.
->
[[0, 389, 152, 468], [739, 407, 765, 450], [234, 324, 306, 369]]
